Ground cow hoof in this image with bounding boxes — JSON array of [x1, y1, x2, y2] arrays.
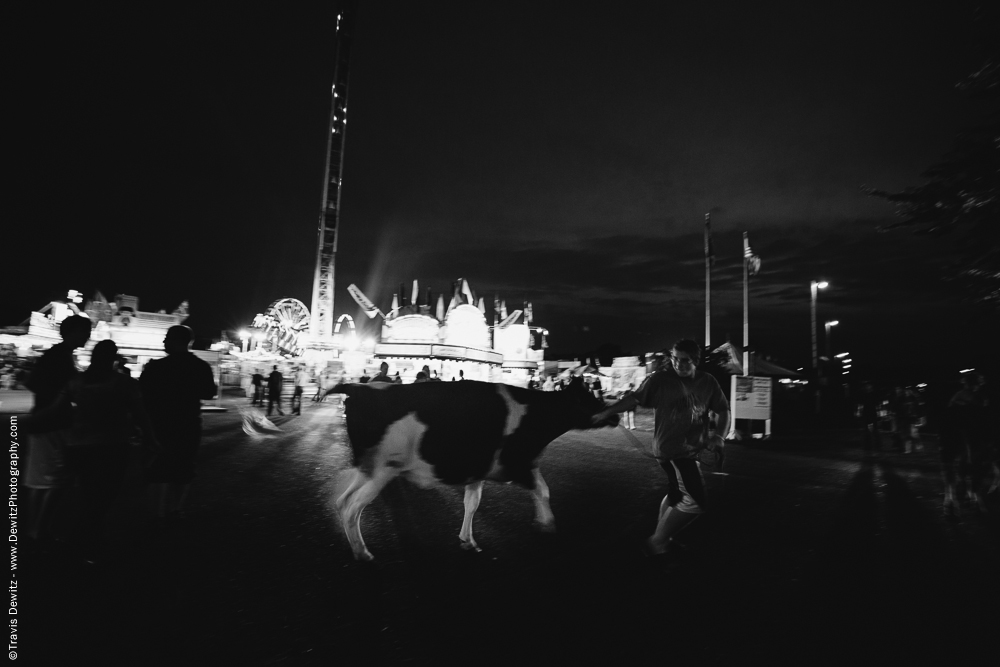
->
[[354, 550, 375, 562], [460, 540, 482, 552], [534, 521, 556, 533]]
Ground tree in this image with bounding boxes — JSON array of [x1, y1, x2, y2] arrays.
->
[[865, 58, 999, 307]]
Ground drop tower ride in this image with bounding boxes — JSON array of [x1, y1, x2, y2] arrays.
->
[[310, 3, 356, 344]]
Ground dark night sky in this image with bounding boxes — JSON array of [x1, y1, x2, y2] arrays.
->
[[8, 2, 998, 382]]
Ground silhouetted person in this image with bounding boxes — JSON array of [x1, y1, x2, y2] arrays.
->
[[266, 365, 285, 416], [593, 339, 730, 558], [291, 366, 308, 415], [369, 362, 393, 384], [251, 370, 264, 406], [23, 314, 92, 544], [942, 372, 990, 517], [888, 386, 909, 452], [621, 382, 636, 429], [591, 375, 604, 399], [859, 383, 881, 453], [34, 340, 158, 562], [139, 325, 217, 521]]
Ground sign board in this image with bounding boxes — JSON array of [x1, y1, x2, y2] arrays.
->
[[374, 343, 433, 357], [730, 375, 772, 420]]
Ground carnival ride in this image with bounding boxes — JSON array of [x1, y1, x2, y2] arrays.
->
[[252, 298, 312, 356]]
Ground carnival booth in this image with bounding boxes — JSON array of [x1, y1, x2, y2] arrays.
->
[[375, 303, 503, 383]]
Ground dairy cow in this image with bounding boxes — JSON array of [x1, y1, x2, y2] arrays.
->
[[330, 378, 618, 561]]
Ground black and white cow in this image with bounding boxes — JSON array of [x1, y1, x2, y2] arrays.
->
[[330, 378, 618, 561]]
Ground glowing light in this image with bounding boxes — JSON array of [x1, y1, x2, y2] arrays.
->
[[835, 352, 849, 359], [826, 320, 839, 327], [779, 378, 792, 384], [960, 368, 974, 373], [917, 383, 927, 388], [817, 281, 829, 289]]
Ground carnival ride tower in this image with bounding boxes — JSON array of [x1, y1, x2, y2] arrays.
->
[[310, 3, 356, 344]]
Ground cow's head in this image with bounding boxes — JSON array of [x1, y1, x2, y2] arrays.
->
[[562, 375, 620, 429]]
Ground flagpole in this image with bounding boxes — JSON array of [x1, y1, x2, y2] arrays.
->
[[704, 213, 711, 348], [743, 231, 749, 376]]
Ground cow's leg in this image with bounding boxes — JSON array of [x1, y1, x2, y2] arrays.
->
[[530, 468, 556, 532], [459, 480, 484, 551], [335, 468, 366, 513], [342, 466, 397, 561]]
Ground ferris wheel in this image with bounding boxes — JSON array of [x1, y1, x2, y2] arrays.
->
[[253, 298, 311, 355]]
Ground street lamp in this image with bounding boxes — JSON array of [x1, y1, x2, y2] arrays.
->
[[238, 329, 250, 354], [824, 320, 838, 361], [810, 281, 829, 370], [810, 281, 829, 415]]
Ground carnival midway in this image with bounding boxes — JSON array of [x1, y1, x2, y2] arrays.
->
[[0, 4, 804, 430], [0, 280, 655, 401]]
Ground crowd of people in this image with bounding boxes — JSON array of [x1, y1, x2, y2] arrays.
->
[[21, 317, 217, 563], [14, 319, 996, 567]]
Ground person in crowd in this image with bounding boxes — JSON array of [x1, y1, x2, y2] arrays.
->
[[292, 366, 309, 415], [369, 362, 393, 384], [543, 375, 555, 391], [889, 386, 911, 453], [902, 387, 924, 453], [431, 370, 442, 381], [359, 371, 371, 384], [139, 325, 218, 522], [414, 371, 429, 383], [251, 369, 264, 406], [941, 371, 990, 517], [23, 314, 92, 544], [458, 370, 465, 381], [33, 340, 158, 562], [592, 374, 604, 400], [312, 370, 325, 403], [265, 365, 285, 416], [621, 382, 636, 430], [858, 382, 881, 454], [592, 339, 730, 559]]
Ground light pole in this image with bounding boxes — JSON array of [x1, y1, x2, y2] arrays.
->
[[824, 320, 838, 362], [811, 280, 828, 415], [810, 281, 828, 370]]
